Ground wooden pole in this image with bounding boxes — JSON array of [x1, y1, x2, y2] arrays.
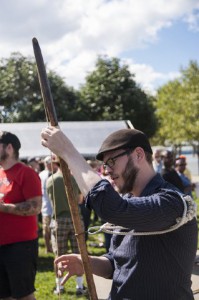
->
[[32, 37, 98, 300]]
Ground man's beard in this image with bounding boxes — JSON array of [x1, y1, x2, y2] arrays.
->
[[0, 147, 9, 163], [119, 156, 139, 194]]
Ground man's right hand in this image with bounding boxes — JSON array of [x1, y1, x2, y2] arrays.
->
[[54, 254, 84, 285]]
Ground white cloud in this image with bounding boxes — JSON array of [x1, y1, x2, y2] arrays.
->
[[126, 61, 181, 95], [0, 0, 198, 92], [185, 11, 199, 31]]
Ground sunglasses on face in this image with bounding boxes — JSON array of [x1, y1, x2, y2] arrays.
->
[[103, 149, 132, 169]]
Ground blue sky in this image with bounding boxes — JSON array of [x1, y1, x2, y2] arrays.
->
[[0, 0, 198, 94], [130, 20, 198, 72], [128, 18, 199, 91]]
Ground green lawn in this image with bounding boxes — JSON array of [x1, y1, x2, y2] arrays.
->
[[35, 197, 199, 299], [35, 225, 106, 300]]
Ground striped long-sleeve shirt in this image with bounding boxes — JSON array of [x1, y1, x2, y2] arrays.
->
[[86, 174, 198, 300]]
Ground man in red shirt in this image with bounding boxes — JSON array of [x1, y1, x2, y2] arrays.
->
[[0, 131, 42, 300]]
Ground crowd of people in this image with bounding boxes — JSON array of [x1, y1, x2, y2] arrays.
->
[[0, 131, 113, 299], [152, 149, 196, 196], [0, 128, 198, 299]]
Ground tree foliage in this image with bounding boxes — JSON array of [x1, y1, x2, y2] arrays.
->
[[154, 61, 199, 148], [0, 53, 157, 138], [79, 56, 157, 137], [0, 52, 79, 122]]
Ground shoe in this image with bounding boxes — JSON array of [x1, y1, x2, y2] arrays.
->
[[76, 286, 88, 296], [53, 287, 65, 295]]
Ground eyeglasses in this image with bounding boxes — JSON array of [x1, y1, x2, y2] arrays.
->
[[103, 149, 132, 169]]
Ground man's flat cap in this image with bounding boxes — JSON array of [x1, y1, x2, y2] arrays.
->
[[96, 128, 153, 160]]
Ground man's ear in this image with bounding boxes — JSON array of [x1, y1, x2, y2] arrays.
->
[[6, 143, 14, 154], [134, 147, 145, 160]]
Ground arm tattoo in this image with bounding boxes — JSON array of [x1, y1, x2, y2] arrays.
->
[[1, 198, 41, 216], [15, 202, 32, 215], [15, 200, 40, 216]]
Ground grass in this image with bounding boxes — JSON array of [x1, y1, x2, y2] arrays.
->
[[35, 197, 199, 299], [194, 194, 199, 248], [35, 218, 106, 300]]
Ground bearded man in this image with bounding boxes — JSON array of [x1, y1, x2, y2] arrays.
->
[[0, 131, 42, 300], [41, 127, 197, 300]]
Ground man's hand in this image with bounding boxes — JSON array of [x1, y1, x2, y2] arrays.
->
[[41, 126, 69, 159], [55, 254, 84, 285], [41, 126, 101, 197]]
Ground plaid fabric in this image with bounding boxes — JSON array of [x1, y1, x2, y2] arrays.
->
[[50, 217, 84, 256], [42, 215, 51, 237]]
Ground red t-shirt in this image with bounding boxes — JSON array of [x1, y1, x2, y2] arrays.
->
[[0, 162, 42, 245]]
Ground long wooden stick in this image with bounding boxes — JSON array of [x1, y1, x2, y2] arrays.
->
[[32, 37, 98, 300]]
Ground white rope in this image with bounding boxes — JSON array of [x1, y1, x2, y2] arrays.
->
[[88, 193, 197, 236]]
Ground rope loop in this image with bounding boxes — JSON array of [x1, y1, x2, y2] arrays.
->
[[88, 193, 197, 236]]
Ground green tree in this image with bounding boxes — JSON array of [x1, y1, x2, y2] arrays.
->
[[0, 52, 80, 122], [154, 60, 199, 149], [180, 61, 199, 143], [79, 56, 157, 137]]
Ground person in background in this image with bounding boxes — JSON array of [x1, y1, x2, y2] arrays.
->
[[79, 194, 91, 242], [27, 156, 41, 173], [178, 155, 192, 181], [79, 159, 101, 241], [0, 131, 42, 300], [175, 156, 195, 196], [41, 127, 198, 300], [161, 150, 184, 192], [152, 149, 163, 173], [39, 155, 59, 253], [46, 158, 87, 296], [88, 160, 101, 223], [99, 164, 117, 252]]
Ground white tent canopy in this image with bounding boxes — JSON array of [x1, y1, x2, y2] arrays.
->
[[0, 121, 133, 159]]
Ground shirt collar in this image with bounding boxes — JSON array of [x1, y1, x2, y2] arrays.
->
[[140, 173, 165, 197]]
